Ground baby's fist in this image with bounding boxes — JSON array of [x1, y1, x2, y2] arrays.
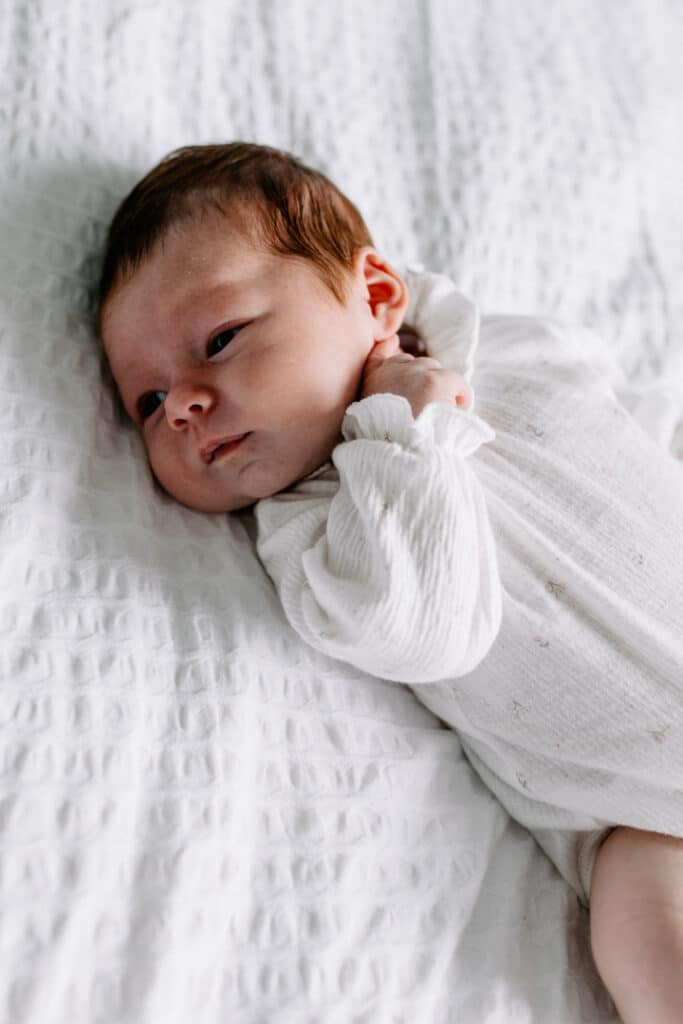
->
[[361, 335, 471, 418]]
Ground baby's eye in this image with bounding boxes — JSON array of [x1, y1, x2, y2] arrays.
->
[[137, 390, 167, 420], [207, 325, 243, 357]]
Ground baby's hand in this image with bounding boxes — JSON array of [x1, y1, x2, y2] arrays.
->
[[361, 335, 472, 418]]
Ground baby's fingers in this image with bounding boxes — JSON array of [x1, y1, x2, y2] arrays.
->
[[365, 334, 404, 367], [454, 380, 472, 408]]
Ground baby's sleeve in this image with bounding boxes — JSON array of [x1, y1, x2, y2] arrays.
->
[[255, 393, 502, 683]]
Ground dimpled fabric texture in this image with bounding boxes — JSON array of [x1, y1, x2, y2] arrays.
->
[[2, 0, 682, 1021]]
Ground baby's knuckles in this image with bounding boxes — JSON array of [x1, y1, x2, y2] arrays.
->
[[361, 353, 464, 417]]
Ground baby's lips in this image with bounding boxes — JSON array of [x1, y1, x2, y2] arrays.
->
[[200, 432, 248, 463]]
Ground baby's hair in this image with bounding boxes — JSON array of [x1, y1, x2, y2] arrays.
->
[[97, 141, 374, 321]]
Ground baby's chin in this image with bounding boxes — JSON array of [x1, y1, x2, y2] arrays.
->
[[176, 492, 257, 514], [161, 465, 308, 514], [153, 436, 339, 513], [153, 475, 253, 514], [167, 480, 263, 514]]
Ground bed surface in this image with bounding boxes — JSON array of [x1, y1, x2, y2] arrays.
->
[[2, 1, 681, 1021]]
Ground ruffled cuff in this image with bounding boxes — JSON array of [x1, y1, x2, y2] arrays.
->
[[342, 393, 495, 457]]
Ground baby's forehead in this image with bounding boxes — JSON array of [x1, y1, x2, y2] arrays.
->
[[102, 240, 269, 361], [102, 204, 259, 304]]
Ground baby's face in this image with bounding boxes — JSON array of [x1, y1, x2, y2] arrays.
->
[[101, 211, 378, 511]]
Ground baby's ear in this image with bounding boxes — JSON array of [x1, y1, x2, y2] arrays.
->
[[355, 248, 408, 341]]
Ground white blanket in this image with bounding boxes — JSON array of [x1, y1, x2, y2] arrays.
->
[[2, 1, 682, 1021]]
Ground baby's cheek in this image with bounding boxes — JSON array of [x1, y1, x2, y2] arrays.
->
[[147, 446, 190, 503]]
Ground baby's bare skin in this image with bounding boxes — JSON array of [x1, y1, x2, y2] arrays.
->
[[362, 333, 472, 416], [590, 828, 683, 1023]]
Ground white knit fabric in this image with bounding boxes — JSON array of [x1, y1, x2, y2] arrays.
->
[[256, 397, 502, 682], [256, 270, 683, 903]]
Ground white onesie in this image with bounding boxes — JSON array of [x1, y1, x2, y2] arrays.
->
[[255, 268, 683, 904]]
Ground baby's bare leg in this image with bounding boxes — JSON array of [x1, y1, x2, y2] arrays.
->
[[590, 827, 683, 1023]]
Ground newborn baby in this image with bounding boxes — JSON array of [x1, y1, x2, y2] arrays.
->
[[99, 142, 683, 1023]]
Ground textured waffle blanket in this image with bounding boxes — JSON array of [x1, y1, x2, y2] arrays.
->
[[2, 1, 682, 1021]]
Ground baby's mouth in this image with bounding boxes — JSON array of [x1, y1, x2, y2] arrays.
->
[[201, 433, 249, 463]]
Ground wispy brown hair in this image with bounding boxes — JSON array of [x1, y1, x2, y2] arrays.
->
[[97, 142, 374, 320]]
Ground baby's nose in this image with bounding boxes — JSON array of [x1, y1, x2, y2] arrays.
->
[[165, 383, 215, 429]]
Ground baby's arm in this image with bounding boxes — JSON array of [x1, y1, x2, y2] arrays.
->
[[256, 378, 502, 683]]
